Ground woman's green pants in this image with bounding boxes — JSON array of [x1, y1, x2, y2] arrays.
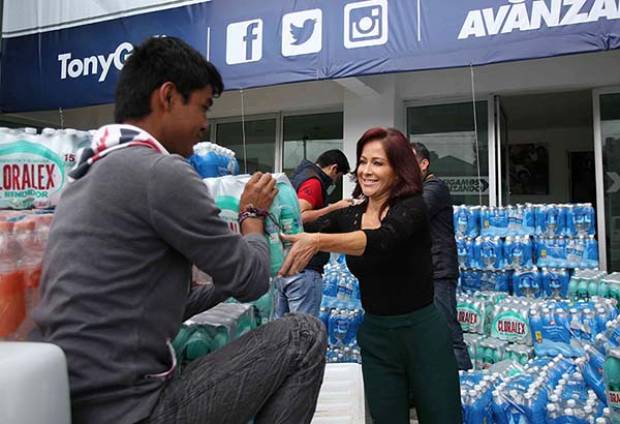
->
[[357, 303, 462, 424]]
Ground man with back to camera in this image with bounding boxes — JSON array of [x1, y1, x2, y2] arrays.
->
[[274, 151, 351, 318], [411, 142, 472, 370], [30, 36, 327, 424]]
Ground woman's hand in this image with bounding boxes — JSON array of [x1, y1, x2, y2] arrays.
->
[[278, 232, 320, 276]]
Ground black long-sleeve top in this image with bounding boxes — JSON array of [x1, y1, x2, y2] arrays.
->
[[309, 194, 434, 316]]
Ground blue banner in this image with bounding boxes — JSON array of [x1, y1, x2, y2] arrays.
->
[[2, 0, 620, 112]]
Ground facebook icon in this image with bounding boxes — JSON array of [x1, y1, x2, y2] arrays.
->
[[226, 19, 263, 65]]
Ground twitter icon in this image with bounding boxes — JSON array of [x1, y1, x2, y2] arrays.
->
[[282, 9, 322, 57]]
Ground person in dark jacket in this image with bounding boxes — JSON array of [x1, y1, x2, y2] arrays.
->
[[411, 142, 472, 370], [275, 151, 351, 318]]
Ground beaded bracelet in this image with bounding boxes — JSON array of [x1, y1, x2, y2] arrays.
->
[[238, 205, 270, 226]]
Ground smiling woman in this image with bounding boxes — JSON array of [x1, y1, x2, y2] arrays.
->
[[280, 128, 462, 423]]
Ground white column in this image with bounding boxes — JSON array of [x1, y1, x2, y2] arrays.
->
[[341, 75, 402, 197]]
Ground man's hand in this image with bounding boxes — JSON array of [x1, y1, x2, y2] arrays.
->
[[278, 232, 320, 276], [240, 172, 278, 211]]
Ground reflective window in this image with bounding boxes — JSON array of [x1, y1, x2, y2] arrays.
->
[[407, 102, 489, 205], [283, 112, 344, 202], [215, 119, 276, 173]]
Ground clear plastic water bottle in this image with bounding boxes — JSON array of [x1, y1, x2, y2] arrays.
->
[[13, 218, 44, 312], [319, 307, 330, 328], [586, 236, 599, 269], [0, 221, 24, 339], [322, 271, 338, 298]]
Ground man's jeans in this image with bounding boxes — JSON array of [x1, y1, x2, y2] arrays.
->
[[145, 314, 327, 424], [274, 270, 323, 318], [433, 278, 473, 370]]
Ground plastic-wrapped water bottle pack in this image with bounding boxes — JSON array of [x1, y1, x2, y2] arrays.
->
[[203, 174, 303, 276], [454, 203, 599, 273], [189, 142, 239, 178], [459, 268, 571, 299], [320, 255, 363, 364], [529, 299, 618, 358], [460, 355, 612, 424], [0, 127, 92, 209]]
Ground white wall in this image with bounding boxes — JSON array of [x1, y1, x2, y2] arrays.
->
[[210, 80, 344, 118], [341, 75, 405, 197], [396, 50, 620, 103]]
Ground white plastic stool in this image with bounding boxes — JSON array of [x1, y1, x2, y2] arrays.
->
[[311, 363, 366, 424], [0, 342, 71, 424]]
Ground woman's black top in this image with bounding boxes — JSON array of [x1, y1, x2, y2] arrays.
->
[[309, 194, 434, 316]]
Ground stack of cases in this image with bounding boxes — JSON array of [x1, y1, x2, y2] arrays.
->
[[455, 203, 598, 299]]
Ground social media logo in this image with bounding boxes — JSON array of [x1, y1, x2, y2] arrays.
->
[[226, 19, 263, 65], [344, 0, 388, 49], [282, 9, 322, 57]]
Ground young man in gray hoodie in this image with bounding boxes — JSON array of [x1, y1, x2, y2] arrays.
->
[[31, 37, 327, 424]]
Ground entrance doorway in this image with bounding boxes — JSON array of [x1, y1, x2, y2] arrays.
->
[[594, 89, 620, 271], [497, 91, 596, 208], [569, 151, 596, 204]]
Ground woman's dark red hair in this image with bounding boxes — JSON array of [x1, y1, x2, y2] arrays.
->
[[352, 127, 423, 213]]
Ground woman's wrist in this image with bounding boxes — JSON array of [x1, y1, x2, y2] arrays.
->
[[314, 232, 321, 254]]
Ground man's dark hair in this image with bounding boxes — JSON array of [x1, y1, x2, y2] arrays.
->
[[411, 142, 431, 163], [114, 36, 224, 123], [316, 150, 351, 174]]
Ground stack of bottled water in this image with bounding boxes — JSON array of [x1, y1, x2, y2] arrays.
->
[[0, 127, 91, 209], [460, 268, 570, 298], [569, 270, 620, 302], [457, 292, 494, 335], [455, 203, 599, 299], [460, 371, 501, 422], [544, 366, 608, 423], [204, 174, 303, 276], [528, 299, 618, 357], [536, 236, 598, 269], [189, 142, 239, 178], [461, 355, 612, 424], [459, 295, 620, 423], [604, 347, 620, 423], [173, 302, 258, 369], [320, 255, 363, 364], [0, 210, 53, 341], [504, 235, 534, 268], [489, 297, 532, 345], [460, 269, 511, 293], [454, 204, 481, 238], [458, 293, 537, 370]]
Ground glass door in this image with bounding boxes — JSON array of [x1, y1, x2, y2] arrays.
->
[[496, 91, 596, 208], [407, 100, 490, 206], [594, 89, 620, 271]]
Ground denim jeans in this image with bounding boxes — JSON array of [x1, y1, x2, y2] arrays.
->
[[274, 270, 323, 319], [433, 278, 473, 370], [145, 314, 327, 424]]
